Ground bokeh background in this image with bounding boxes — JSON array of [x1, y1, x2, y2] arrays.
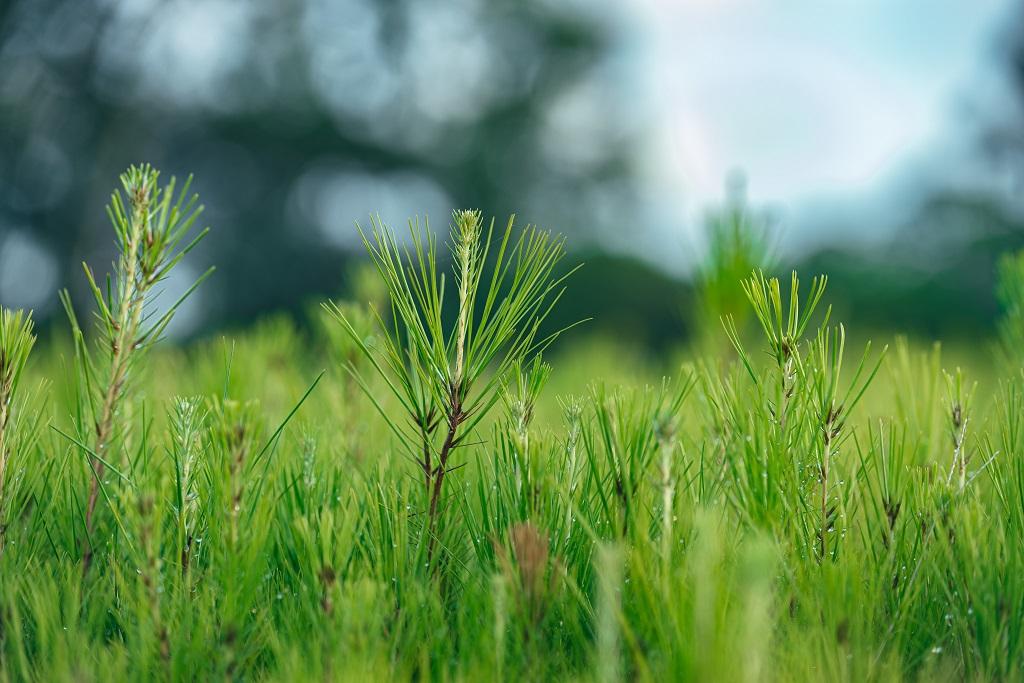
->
[[2, 0, 1023, 347]]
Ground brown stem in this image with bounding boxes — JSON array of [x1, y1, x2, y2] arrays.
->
[[429, 425, 458, 519], [83, 333, 136, 568], [420, 419, 433, 493], [83, 200, 148, 569], [426, 400, 463, 563], [181, 535, 193, 576]]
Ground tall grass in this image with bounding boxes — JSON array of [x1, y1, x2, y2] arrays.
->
[[0, 308, 35, 555], [0, 165, 1021, 681]]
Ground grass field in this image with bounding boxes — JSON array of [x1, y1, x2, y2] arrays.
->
[[1, 166, 1022, 681]]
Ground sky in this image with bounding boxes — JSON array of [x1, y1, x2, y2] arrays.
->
[[632, 0, 1017, 256]]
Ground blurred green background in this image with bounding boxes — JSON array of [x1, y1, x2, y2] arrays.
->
[[1, 0, 1023, 347]]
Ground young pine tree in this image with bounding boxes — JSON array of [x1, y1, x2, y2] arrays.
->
[[61, 164, 212, 568], [326, 209, 574, 561], [0, 308, 36, 554]]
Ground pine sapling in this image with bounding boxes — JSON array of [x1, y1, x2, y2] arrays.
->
[[583, 378, 692, 537], [0, 308, 36, 554], [209, 398, 261, 553], [560, 396, 584, 535], [808, 323, 883, 559], [207, 397, 262, 678], [724, 270, 829, 435], [61, 164, 212, 568], [944, 368, 975, 491], [326, 209, 574, 561], [720, 270, 839, 530], [654, 388, 682, 561], [693, 182, 773, 354], [502, 357, 551, 506], [169, 396, 205, 574]]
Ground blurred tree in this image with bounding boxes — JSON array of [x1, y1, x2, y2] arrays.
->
[[691, 173, 773, 356], [798, 192, 1024, 339], [0, 0, 646, 335], [978, 4, 1024, 199]]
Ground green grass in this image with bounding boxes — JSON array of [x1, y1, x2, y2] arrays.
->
[[1, 166, 1022, 681]]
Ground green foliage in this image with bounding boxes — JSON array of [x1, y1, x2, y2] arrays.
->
[[57, 164, 213, 567], [0, 307, 36, 552], [693, 185, 773, 353], [997, 248, 1024, 366], [1, 168, 1024, 681], [324, 209, 574, 562]]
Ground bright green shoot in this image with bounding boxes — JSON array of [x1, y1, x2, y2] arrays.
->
[[997, 249, 1024, 368], [807, 323, 885, 559], [0, 308, 36, 553], [943, 367, 976, 491], [724, 271, 829, 379], [325, 210, 575, 557], [693, 185, 773, 353], [724, 270, 829, 432], [59, 164, 213, 567]]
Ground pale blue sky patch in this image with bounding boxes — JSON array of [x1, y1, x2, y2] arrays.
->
[[632, 0, 1014, 255]]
